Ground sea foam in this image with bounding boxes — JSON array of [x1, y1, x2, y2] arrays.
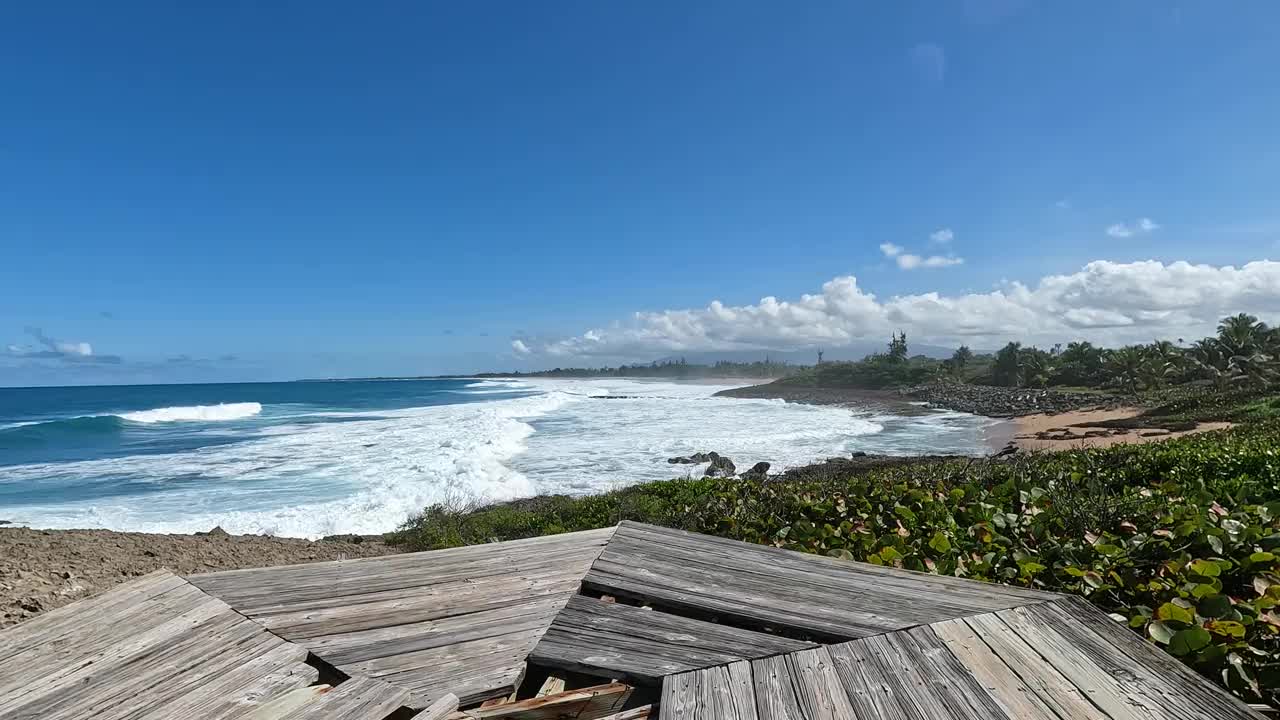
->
[[2, 379, 992, 539]]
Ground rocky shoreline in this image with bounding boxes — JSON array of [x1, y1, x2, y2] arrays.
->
[[716, 379, 1132, 418], [899, 382, 1132, 417], [713, 384, 933, 414]]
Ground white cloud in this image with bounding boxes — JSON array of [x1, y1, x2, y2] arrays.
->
[[530, 260, 1280, 358], [929, 228, 954, 244], [881, 241, 961, 270], [1107, 217, 1160, 238], [895, 253, 964, 270], [510, 339, 531, 354]]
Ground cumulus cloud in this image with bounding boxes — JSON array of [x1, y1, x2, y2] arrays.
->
[[1107, 217, 1160, 238], [528, 260, 1280, 358], [510, 339, 531, 354], [929, 228, 954, 244], [880, 242, 963, 270]]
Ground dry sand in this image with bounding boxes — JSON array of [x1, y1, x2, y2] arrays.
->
[[1010, 407, 1232, 451], [0, 526, 399, 628]]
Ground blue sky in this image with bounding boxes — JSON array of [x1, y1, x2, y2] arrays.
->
[[3, 1, 1279, 385]]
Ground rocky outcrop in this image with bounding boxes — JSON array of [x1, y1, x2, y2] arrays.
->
[[706, 453, 736, 477], [900, 382, 1129, 418]]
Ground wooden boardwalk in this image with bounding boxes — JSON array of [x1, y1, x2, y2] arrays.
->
[[189, 527, 613, 708], [658, 595, 1265, 720], [531, 594, 816, 684], [0, 570, 409, 720], [1, 521, 1266, 719], [582, 522, 1053, 640]]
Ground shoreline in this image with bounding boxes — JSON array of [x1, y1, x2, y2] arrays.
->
[[2, 379, 1233, 629]]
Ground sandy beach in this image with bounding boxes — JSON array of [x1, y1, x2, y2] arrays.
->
[[1009, 407, 1232, 451]]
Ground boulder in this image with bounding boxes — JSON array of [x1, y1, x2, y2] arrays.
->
[[705, 454, 736, 478]]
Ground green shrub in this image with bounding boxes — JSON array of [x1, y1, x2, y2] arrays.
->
[[390, 423, 1280, 707]]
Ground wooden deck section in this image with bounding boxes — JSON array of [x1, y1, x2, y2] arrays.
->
[[658, 596, 1266, 720], [189, 527, 614, 708], [582, 522, 1053, 641], [530, 594, 816, 684], [1, 521, 1266, 719], [0, 570, 408, 720]]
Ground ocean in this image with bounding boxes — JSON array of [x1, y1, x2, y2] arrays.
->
[[0, 378, 995, 538]]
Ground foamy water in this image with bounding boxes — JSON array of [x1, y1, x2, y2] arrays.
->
[[0, 378, 994, 538]]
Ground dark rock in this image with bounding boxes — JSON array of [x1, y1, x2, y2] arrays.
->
[[850, 451, 868, 458], [705, 455, 736, 478], [1083, 430, 1111, 438], [197, 526, 230, 537], [748, 461, 771, 475], [668, 451, 715, 464], [1140, 429, 1171, 437]]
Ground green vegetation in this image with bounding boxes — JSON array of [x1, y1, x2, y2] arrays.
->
[[778, 312, 1280, 396], [473, 358, 800, 380], [391, 423, 1280, 707]]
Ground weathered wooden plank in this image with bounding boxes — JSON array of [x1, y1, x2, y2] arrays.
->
[[694, 665, 744, 720], [841, 633, 952, 719], [460, 682, 631, 719], [307, 594, 564, 665], [1028, 599, 1265, 720], [0, 571, 188, 662], [242, 685, 332, 720], [660, 671, 698, 720], [274, 676, 411, 720], [615, 522, 1051, 604], [190, 528, 613, 612], [530, 595, 815, 683], [996, 604, 1170, 720], [597, 705, 656, 720], [897, 625, 1012, 720], [535, 674, 566, 697], [0, 571, 343, 720], [367, 630, 539, 706], [750, 654, 806, 720], [585, 524, 1053, 641], [786, 646, 858, 720], [961, 611, 1106, 720], [825, 638, 911, 720], [724, 661, 759, 720], [417, 693, 461, 720], [1047, 597, 1265, 720], [928, 618, 1063, 720], [182, 528, 613, 710]]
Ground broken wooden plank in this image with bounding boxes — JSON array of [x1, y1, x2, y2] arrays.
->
[[535, 674, 566, 697], [531, 595, 814, 684], [457, 682, 632, 720]]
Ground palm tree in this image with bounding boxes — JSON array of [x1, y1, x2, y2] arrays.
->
[[994, 342, 1023, 387], [1105, 346, 1148, 394], [1189, 338, 1231, 391], [1217, 313, 1267, 356], [1021, 351, 1055, 388]]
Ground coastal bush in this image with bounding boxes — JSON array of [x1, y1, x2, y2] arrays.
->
[[390, 422, 1280, 707]]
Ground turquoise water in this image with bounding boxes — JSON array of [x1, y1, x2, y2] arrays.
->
[[0, 378, 994, 537]]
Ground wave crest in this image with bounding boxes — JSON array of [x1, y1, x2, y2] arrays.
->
[[120, 402, 263, 423]]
